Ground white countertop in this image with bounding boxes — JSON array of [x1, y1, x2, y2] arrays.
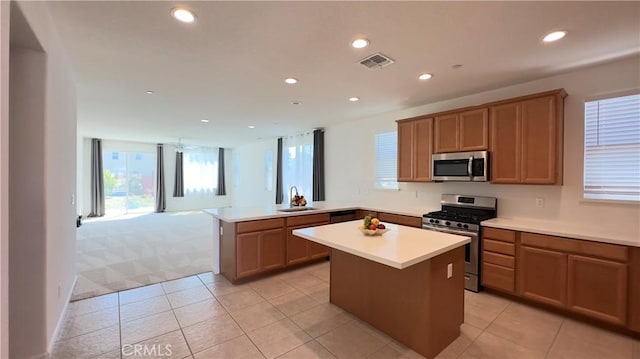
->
[[482, 218, 640, 248], [203, 201, 431, 223], [293, 220, 471, 269]]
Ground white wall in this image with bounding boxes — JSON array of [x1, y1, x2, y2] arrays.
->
[[325, 56, 640, 237], [232, 139, 278, 207], [10, 1, 77, 357], [0, 1, 9, 357], [80, 138, 233, 215]]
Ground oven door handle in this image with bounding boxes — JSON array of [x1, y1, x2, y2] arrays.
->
[[422, 226, 477, 238], [468, 156, 474, 181]]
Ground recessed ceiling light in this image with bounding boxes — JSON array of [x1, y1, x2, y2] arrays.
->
[[418, 73, 433, 80], [145, 90, 154, 94], [284, 77, 298, 84], [248, 125, 255, 129], [452, 64, 463, 69], [201, 119, 209, 123], [349, 97, 360, 102], [351, 38, 369, 49], [291, 101, 302, 105], [543, 30, 568, 43], [171, 8, 196, 23]]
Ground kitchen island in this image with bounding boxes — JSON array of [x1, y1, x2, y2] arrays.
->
[[293, 221, 470, 359]]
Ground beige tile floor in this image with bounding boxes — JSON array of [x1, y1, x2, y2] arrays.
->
[[52, 260, 640, 359]]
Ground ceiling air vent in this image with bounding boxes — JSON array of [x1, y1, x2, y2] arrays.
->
[[359, 52, 395, 69]]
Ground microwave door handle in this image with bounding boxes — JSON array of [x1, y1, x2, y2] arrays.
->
[[468, 156, 473, 180]]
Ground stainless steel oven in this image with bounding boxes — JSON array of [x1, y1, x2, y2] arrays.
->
[[432, 151, 489, 182], [422, 194, 497, 292]]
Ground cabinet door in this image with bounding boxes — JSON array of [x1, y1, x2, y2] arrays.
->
[[490, 102, 521, 183], [518, 246, 567, 307], [521, 96, 558, 184], [483, 262, 515, 293], [397, 121, 414, 181], [261, 228, 286, 272], [286, 227, 309, 265], [236, 232, 261, 279], [308, 241, 330, 259], [434, 114, 459, 153], [414, 117, 433, 181], [568, 255, 628, 325], [459, 108, 489, 151]]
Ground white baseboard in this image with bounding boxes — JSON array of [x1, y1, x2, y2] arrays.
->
[[46, 275, 77, 355]]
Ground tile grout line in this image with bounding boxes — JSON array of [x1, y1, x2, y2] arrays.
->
[[544, 318, 565, 358]]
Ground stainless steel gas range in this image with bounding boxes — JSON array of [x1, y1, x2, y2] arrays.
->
[[422, 194, 497, 292]]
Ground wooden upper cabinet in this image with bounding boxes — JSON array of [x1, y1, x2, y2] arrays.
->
[[521, 96, 559, 184], [397, 120, 414, 182], [459, 108, 489, 151], [491, 102, 521, 183], [434, 114, 459, 153], [490, 90, 566, 185], [434, 108, 488, 153], [397, 117, 433, 182]]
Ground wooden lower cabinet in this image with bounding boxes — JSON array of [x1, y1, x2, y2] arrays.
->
[[237, 228, 285, 279], [286, 226, 312, 265], [483, 262, 514, 293], [261, 228, 287, 272], [568, 255, 627, 325], [377, 212, 422, 228], [236, 232, 261, 278], [308, 241, 331, 259], [518, 246, 567, 308]]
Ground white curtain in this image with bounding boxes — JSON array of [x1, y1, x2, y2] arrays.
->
[[184, 147, 219, 194], [282, 133, 314, 204]]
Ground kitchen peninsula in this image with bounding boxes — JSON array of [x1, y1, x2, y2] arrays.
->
[[294, 221, 470, 358]]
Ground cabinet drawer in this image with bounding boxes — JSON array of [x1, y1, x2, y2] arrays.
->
[[483, 262, 515, 293], [521, 232, 628, 262], [286, 213, 331, 227], [237, 218, 284, 234], [484, 239, 515, 256], [482, 227, 516, 243], [484, 251, 515, 268], [377, 212, 422, 228]]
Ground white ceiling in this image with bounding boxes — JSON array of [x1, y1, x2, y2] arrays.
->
[[46, 1, 640, 148]]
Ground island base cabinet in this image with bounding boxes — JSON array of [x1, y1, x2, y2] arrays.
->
[[518, 246, 567, 308], [568, 255, 627, 325], [330, 247, 465, 359], [261, 229, 286, 272]]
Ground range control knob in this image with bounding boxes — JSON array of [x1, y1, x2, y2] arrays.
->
[[463, 224, 469, 229], [435, 220, 440, 224], [445, 221, 451, 226], [456, 223, 462, 228], [429, 219, 435, 223]]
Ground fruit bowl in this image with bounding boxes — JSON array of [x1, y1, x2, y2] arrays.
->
[[359, 227, 390, 236]]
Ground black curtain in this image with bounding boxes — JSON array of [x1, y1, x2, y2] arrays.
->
[[216, 148, 226, 195], [155, 144, 166, 212], [312, 129, 325, 201], [88, 138, 105, 217], [173, 151, 184, 197], [275, 138, 284, 204]]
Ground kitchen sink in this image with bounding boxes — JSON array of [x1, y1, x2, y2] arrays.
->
[[277, 207, 317, 212]]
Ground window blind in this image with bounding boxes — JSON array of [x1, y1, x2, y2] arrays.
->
[[583, 93, 640, 202], [374, 131, 399, 189]]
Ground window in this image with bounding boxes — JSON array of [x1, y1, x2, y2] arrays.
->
[[184, 148, 218, 194], [584, 92, 640, 202], [282, 133, 313, 203], [374, 131, 399, 190]]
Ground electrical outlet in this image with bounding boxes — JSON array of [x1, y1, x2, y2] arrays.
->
[[71, 195, 75, 205], [447, 263, 453, 279], [536, 197, 545, 208]]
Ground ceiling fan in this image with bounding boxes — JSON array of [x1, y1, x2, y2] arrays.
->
[[167, 138, 200, 152]]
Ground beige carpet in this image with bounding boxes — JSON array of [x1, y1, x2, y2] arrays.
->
[[73, 211, 213, 301]]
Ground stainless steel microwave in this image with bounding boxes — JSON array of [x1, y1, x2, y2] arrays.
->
[[432, 151, 490, 182]]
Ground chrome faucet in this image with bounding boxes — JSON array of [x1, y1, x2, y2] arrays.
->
[[289, 186, 298, 204]]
